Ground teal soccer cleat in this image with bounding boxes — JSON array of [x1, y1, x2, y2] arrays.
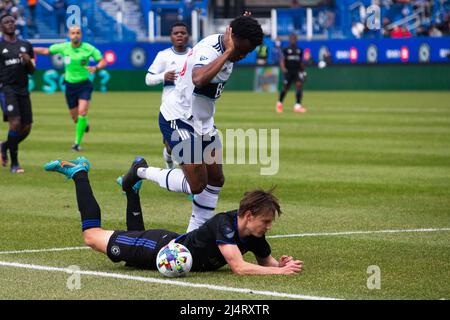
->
[[116, 176, 142, 194], [44, 157, 90, 179]]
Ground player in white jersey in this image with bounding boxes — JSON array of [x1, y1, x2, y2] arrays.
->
[[145, 22, 190, 169], [122, 15, 264, 232]]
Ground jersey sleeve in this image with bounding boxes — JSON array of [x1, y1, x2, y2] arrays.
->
[[27, 42, 35, 59], [147, 51, 166, 75], [91, 46, 103, 62], [247, 236, 271, 259], [214, 215, 238, 245], [193, 45, 218, 69], [48, 43, 65, 55]]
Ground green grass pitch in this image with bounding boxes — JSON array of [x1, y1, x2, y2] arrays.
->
[[0, 91, 449, 300]]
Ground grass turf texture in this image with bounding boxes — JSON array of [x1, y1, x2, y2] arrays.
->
[[0, 91, 449, 300]]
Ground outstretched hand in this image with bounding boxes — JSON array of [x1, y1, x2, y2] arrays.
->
[[85, 66, 97, 74], [280, 256, 303, 275]]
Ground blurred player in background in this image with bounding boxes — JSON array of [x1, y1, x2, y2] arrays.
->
[[34, 26, 106, 152], [276, 33, 307, 113], [145, 22, 190, 169], [123, 15, 264, 232], [0, 14, 35, 173]]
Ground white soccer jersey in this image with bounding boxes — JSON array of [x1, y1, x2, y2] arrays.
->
[[161, 34, 233, 135], [146, 46, 190, 104]]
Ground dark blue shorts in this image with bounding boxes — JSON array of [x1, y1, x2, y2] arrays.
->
[[64, 80, 94, 109], [1, 90, 33, 124], [158, 112, 222, 165], [107, 229, 179, 269]]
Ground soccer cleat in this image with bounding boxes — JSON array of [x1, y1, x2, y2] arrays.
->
[[294, 104, 306, 113], [116, 176, 142, 194], [44, 157, 90, 179], [276, 102, 283, 113], [72, 144, 81, 152], [10, 165, 24, 174], [70, 156, 91, 171], [0, 141, 7, 167], [121, 156, 148, 192]]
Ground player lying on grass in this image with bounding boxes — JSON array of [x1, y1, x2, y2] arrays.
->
[[44, 157, 303, 275]]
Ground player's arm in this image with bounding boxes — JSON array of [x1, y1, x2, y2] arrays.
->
[[86, 59, 106, 74], [21, 43, 36, 74], [279, 53, 287, 74], [35, 43, 63, 56], [191, 27, 234, 88], [86, 47, 107, 74], [33, 47, 50, 55], [256, 255, 297, 267], [145, 52, 175, 86], [218, 244, 302, 275]]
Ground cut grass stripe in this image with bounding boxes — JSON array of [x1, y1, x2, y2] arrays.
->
[[1, 228, 449, 255], [0, 261, 339, 300]]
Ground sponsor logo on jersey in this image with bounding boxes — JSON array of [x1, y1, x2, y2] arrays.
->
[[2, 48, 8, 54], [4, 58, 21, 66]]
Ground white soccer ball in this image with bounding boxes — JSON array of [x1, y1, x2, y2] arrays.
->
[[318, 60, 327, 69], [156, 241, 192, 277]]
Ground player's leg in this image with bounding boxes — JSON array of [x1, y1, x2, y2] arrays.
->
[[277, 75, 292, 113], [74, 98, 90, 149], [293, 80, 306, 113], [65, 83, 82, 151], [129, 157, 206, 195], [6, 116, 22, 172], [124, 113, 206, 195], [3, 92, 23, 172], [163, 140, 175, 169], [17, 94, 33, 145], [43, 157, 113, 253], [187, 137, 224, 232], [117, 175, 145, 231], [1, 91, 9, 167]]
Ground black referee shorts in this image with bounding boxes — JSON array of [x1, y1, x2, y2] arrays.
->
[[107, 229, 180, 269], [1, 91, 33, 124]]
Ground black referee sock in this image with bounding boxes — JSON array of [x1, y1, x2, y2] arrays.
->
[[7, 130, 20, 167], [125, 190, 145, 231], [72, 171, 102, 231]]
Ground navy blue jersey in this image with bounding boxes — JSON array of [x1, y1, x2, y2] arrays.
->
[[282, 46, 303, 72], [0, 39, 34, 94], [179, 210, 272, 271]]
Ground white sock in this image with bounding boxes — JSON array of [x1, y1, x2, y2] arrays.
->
[[163, 147, 174, 169], [137, 167, 191, 194], [187, 185, 221, 232]]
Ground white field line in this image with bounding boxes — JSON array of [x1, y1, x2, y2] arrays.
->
[[0, 246, 89, 255], [266, 227, 450, 239], [1, 228, 449, 255], [0, 261, 339, 300]]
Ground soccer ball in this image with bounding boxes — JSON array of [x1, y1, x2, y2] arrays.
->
[[156, 241, 192, 277], [318, 60, 327, 69]]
